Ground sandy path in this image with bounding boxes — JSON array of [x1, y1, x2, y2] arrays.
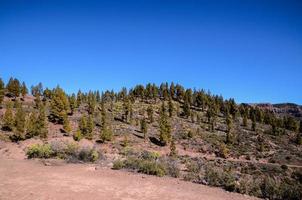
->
[[0, 158, 258, 200]]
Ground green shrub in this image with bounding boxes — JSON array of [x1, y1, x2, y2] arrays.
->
[[216, 143, 229, 158], [205, 166, 225, 186], [99, 128, 113, 143], [237, 176, 262, 197], [160, 157, 180, 178], [26, 144, 53, 159], [119, 146, 138, 157], [27, 142, 99, 163], [279, 182, 302, 200], [115, 151, 167, 177], [140, 151, 160, 161], [78, 147, 99, 162], [223, 171, 236, 192], [205, 165, 236, 192], [49, 140, 79, 159], [91, 149, 99, 162], [73, 130, 83, 141], [112, 159, 125, 170], [260, 176, 280, 199], [138, 160, 166, 177]]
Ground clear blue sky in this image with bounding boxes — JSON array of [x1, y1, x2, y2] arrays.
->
[[0, 0, 301, 104]]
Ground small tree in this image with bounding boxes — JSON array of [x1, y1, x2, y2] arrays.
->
[[79, 115, 88, 134], [6, 77, 20, 98], [0, 78, 5, 105], [99, 125, 113, 143], [21, 81, 28, 97], [226, 115, 233, 144], [2, 103, 14, 131], [207, 106, 217, 132], [147, 105, 154, 123], [252, 114, 257, 131], [168, 97, 174, 117], [73, 130, 82, 141], [49, 86, 70, 124], [69, 94, 77, 114], [183, 93, 191, 118], [13, 103, 26, 140], [159, 102, 171, 146], [37, 105, 48, 139], [140, 118, 148, 141], [87, 91, 96, 114], [86, 115, 94, 139], [169, 139, 177, 157], [99, 109, 113, 143], [243, 113, 248, 127], [123, 97, 132, 123], [63, 113, 72, 133], [26, 111, 38, 138]]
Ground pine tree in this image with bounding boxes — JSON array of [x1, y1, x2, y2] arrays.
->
[[2, 102, 14, 131], [79, 115, 87, 132], [140, 118, 148, 141], [26, 111, 38, 138], [21, 82, 28, 97], [168, 97, 174, 117], [6, 77, 20, 98], [190, 112, 195, 123], [76, 90, 82, 107], [0, 78, 5, 105], [99, 108, 113, 143], [87, 91, 96, 114], [252, 114, 257, 131], [169, 138, 177, 157], [123, 97, 132, 123], [183, 92, 191, 118], [34, 93, 42, 108], [73, 130, 83, 141], [206, 105, 217, 132], [86, 115, 94, 139], [69, 94, 77, 114], [37, 105, 48, 139], [170, 82, 175, 99], [243, 113, 248, 127], [13, 102, 26, 140], [63, 113, 72, 133], [96, 90, 101, 103], [176, 84, 185, 102], [31, 82, 43, 96], [271, 118, 278, 135], [49, 86, 70, 124], [226, 115, 233, 144], [299, 120, 302, 133], [159, 102, 171, 146], [147, 104, 154, 123], [100, 100, 106, 127]]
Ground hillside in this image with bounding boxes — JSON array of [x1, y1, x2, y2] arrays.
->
[[254, 103, 302, 121], [0, 78, 301, 200]]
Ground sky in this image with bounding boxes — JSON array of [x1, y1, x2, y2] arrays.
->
[[0, 0, 301, 104]]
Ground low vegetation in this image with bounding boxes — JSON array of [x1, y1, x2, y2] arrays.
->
[[113, 150, 180, 177], [26, 141, 100, 162]]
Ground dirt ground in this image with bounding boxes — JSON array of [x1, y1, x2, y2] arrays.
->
[[0, 157, 259, 200]]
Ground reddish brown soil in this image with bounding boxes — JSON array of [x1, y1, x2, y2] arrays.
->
[[0, 157, 258, 200]]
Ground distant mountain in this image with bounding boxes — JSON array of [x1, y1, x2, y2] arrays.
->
[[251, 103, 302, 121]]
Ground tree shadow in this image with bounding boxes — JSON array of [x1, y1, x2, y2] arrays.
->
[[149, 136, 165, 146]]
